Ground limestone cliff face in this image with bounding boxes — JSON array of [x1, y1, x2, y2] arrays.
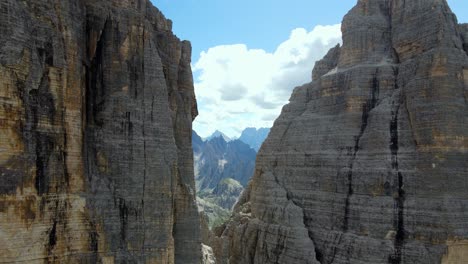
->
[[0, 0, 200, 263], [217, 0, 468, 263]]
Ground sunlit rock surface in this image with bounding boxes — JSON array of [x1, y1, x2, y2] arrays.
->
[[0, 0, 200, 263], [217, 0, 468, 263], [202, 244, 216, 264]]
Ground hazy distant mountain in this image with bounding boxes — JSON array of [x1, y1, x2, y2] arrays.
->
[[192, 130, 205, 153], [205, 130, 232, 142], [238, 127, 270, 151]]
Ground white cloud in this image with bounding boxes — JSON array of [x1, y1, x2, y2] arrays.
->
[[220, 83, 248, 101], [193, 24, 342, 138]]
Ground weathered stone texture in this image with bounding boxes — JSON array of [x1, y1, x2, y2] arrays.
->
[[218, 0, 468, 263], [0, 0, 200, 263], [312, 44, 341, 81]]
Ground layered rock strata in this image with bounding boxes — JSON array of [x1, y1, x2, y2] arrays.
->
[[0, 0, 200, 263], [217, 0, 468, 263]]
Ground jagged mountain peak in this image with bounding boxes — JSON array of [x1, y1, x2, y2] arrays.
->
[[205, 130, 232, 142], [238, 127, 270, 151]]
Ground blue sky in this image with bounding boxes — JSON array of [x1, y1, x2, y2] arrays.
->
[[154, 0, 355, 61], [152, 0, 468, 138], [155, 0, 467, 62]]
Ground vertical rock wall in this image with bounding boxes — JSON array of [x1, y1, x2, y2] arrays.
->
[[218, 0, 468, 263], [0, 0, 200, 263]]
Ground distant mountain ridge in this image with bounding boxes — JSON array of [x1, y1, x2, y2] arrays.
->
[[193, 130, 257, 228], [193, 128, 271, 228], [202, 127, 270, 151], [238, 127, 270, 151], [193, 131, 256, 190], [204, 130, 232, 142]]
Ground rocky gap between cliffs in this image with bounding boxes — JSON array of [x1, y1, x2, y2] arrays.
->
[[193, 128, 270, 230]]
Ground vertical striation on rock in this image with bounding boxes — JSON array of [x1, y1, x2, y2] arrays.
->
[[217, 0, 468, 263], [0, 0, 200, 263]]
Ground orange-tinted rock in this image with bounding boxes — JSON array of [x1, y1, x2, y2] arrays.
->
[[0, 0, 200, 263]]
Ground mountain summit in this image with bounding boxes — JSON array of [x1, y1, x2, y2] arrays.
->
[[238, 127, 270, 151], [205, 130, 232, 142]]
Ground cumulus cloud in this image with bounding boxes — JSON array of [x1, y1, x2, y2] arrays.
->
[[261, 113, 279, 122], [220, 83, 248, 101], [193, 24, 342, 138], [250, 94, 282, 110]]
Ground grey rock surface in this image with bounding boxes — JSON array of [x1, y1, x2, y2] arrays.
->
[[312, 44, 341, 81], [461, 23, 468, 54], [0, 0, 200, 263], [217, 0, 468, 263], [202, 243, 216, 264]]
